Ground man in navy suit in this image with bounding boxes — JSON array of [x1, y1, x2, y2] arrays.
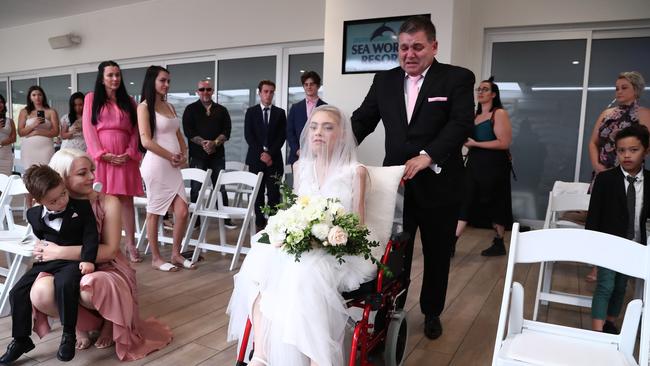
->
[[286, 71, 327, 165], [244, 80, 287, 229], [351, 16, 475, 340]]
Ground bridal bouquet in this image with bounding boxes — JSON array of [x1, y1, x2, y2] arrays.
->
[[259, 193, 381, 265]]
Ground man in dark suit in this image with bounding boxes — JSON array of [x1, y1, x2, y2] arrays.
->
[[351, 16, 475, 340], [286, 71, 327, 165], [244, 80, 287, 229]]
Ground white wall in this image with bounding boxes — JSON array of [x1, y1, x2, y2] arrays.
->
[[0, 0, 325, 74], [323, 0, 456, 166], [460, 0, 650, 78]]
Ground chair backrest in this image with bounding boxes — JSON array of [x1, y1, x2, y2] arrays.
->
[[181, 168, 212, 183], [364, 165, 405, 258], [209, 170, 263, 210], [225, 161, 246, 172], [0, 176, 21, 229], [543, 181, 591, 229]]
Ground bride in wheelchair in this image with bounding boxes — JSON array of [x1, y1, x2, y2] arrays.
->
[[227, 105, 380, 366]]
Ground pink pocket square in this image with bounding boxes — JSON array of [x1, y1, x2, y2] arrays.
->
[[428, 97, 448, 102]]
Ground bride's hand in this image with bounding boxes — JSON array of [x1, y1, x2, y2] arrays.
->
[[33, 240, 61, 262]]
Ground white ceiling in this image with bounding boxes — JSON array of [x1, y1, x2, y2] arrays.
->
[[0, 0, 151, 29]]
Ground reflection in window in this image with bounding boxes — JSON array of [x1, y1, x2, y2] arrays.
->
[[0, 81, 6, 101], [77, 72, 96, 94], [218, 56, 276, 164], [167, 61, 215, 125], [492, 39, 586, 220], [40, 75, 71, 118]]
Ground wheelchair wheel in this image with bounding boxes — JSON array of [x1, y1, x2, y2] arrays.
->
[[383, 310, 407, 366]]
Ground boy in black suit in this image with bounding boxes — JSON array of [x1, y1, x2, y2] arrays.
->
[[0, 165, 98, 363], [587, 124, 650, 334]]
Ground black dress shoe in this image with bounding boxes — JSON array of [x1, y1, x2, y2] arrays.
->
[[424, 315, 443, 340], [57, 333, 76, 362], [0, 337, 35, 364], [481, 236, 506, 257], [603, 320, 619, 334]]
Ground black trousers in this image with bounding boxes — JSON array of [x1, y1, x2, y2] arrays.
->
[[248, 164, 282, 227], [10, 260, 82, 337], [189, 155, 228, 206], [402, 196, 458, 316]]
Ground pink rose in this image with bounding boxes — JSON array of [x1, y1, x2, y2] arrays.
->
[[327, 226, 348, 246]]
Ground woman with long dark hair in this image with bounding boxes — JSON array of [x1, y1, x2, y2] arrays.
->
[[60, 92, 86, 151], [82, 61, 144, 263], [0, 94, 16, 175], [18, 85, 60, 207], [455, 76, 513, 257], [137, 65, 190, 271]]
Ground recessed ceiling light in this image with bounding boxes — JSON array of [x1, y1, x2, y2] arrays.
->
[[572, 60, 580, 65], [129, 82, 134, 85], [206, 77, 212, 80], [300, 70, 305, 73]]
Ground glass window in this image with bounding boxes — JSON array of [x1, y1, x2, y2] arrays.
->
[[491, 39, 587, 220], [578, 37, 650, 182], [121, 67, 147, 101], [287, 53, 324, 107], [11, 78, 37, 121], [218, 56, 277, 163], [39, 75, 71, 119], [167, 61, 215, 121], [0, 81, 7, 102], [77, 72, 96, 93]]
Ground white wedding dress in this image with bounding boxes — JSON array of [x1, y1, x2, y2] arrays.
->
[[227, 162, 377, 366]]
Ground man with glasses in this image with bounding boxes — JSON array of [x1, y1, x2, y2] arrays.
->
[[182, 79, 233, 228], [287, 71, 327, 166]]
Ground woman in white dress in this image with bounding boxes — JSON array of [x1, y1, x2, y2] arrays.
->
[[0, 94, 16, 175], [227, 105, 376, 366], [60, 92, 87, 151], [17, 85, 59, 207]]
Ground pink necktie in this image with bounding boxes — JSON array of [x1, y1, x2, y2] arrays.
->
[[407, 75, 422, 123]]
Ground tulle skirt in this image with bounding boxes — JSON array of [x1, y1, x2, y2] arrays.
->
[[227, 234, 376, 366]]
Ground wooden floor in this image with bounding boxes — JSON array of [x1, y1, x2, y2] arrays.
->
[[0, 224, 620, 365]]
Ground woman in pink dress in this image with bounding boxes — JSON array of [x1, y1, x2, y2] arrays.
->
[[29, 148, 172, 360], [82, 61, 144, 263], [17, 85, 60, 207], [137, 65, 191, 271]]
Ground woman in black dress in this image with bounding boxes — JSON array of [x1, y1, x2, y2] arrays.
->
[[455, 77, 513, 257]]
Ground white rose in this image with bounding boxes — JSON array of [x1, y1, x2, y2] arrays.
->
[[327, 226, 348, 246], [311, 223, 330, 241]]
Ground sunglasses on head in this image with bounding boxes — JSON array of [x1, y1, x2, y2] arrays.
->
[[198, 87, 213, 92]]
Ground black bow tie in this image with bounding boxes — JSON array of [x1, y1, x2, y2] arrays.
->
[[47, 210, 67, 221]]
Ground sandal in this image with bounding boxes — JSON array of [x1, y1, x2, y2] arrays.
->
[[173, 259, 197, 270], [154, 262, 179, 272]]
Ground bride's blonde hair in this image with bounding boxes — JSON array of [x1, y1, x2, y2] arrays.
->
[[49, 148, 94, 178]]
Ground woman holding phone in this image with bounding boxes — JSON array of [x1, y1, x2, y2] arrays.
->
[[17, 85, 59, 206], [0, 95, 16, 175], [60, 92, 86, 151]]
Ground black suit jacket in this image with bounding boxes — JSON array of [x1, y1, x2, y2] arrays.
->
[[27, 198, 99, 262], [244, 105, 287, 172], [586, 167, 650, 244], [351, 61, 475, 207]]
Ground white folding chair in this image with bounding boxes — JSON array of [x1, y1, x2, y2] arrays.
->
[[136, 168, 213, 254], [492, 223, 650, 366], [225, 161, 248, 207], [185, 170, 262, 270], [533, 181, 591, 320], [0, 175, 32, 317]]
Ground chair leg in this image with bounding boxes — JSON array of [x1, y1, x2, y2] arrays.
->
[[230, 216, 250, 271], [136, 216, 149, 254], [180, 211, 197, 253], [192, 216, 210, 263], [219, 219, 226, 256]]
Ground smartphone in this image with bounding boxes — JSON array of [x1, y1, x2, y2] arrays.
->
[[36, 110, 45, 121]]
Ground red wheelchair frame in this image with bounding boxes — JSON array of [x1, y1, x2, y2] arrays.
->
[[235, 232, 410, 366]]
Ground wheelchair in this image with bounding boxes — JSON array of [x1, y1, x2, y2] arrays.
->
[[234, 230, 411, 366]]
